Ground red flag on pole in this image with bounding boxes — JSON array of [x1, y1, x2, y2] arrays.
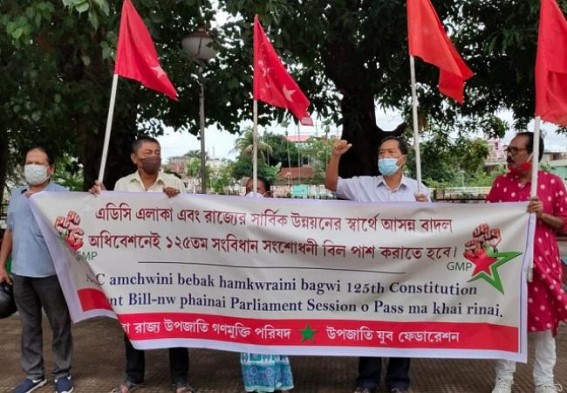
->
[[535, 0, 567, 126], [407, 0, 474, 103], [115, 0, 178, 100], [253, 15, 313, 126]]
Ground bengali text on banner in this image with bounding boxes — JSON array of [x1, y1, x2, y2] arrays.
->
[[30, 192, 534, 362]]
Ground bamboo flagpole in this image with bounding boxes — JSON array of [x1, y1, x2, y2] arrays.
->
[[530, 117, 542, 197], [98, 0, 177, 183], [527, 116, 542, 282], [98, 75, 119, 182], [406, 0, 474, 190], [252, 100, 259, 196], [251, 15, 313, 197]]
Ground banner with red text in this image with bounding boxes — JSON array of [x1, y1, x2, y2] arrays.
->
[[30, 192, 533, 361]]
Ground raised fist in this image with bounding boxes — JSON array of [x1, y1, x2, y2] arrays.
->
[[464, 223, 501, 258]]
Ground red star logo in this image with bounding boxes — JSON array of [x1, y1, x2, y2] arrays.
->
[[465, 248, 497, 275], [464, 246, 522, 293]]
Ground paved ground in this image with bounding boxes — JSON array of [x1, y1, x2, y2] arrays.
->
[[0, 315, 565, 393]]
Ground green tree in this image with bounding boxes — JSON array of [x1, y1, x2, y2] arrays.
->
[[53, 154, 84, 191], [232, 128, 273, 164], [217, 0, 523, 179], [1, 0, 222, 193], [209, 164, 234, 194], [186, 157, 201, 178], [453, 138, 491, 176], [263, 132, 299, 168], [183, 150, 206, 159], [300, 137, 335, 183], [3, 0, 561, 199], [406, 130, 491, 188]]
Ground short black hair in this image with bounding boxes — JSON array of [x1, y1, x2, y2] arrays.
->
[[246, 176, 271, 192], [379, 136, 409, 155], [259, 177, 271, 192], [132, 137, 161, 154], [26, 146, 54, 166], [516, 131, 544, 162]]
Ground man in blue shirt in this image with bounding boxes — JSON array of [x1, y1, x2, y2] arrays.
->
[[325, 136, 429, 393], [0, 146, 74, 393]]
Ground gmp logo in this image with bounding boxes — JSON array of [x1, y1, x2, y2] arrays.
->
[[446, 261, 473, 271]]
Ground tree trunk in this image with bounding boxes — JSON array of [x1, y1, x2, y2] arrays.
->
[[53, 27, 140, 191], [80, 109, 138, 191], [338, 89, 383, 178], [322, 40, 388, 178]]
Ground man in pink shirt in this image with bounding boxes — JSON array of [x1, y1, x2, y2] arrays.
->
[[487, 132, 567, 393]]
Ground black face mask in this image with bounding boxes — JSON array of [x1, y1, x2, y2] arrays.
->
[[140, 156, 161, 174]]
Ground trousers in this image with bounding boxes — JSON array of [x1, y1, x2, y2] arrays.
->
[[495, 330, 556, 386], [13, 274, 73, 380], [124, 334, 189, 386], [357, 357, 410, 390]]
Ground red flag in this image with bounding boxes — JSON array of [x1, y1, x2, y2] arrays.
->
[[115, 0, 178, 100], [535, 0, 567, 126], [253, 15, 313, 126], [407, 0, 474, 103]]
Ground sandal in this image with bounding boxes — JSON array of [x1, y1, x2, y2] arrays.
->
[[110, 380, 143, 393]]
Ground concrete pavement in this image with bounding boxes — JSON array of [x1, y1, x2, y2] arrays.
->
[[0, 315, 565, 392]]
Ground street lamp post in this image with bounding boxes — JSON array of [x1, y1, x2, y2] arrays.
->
[[182, 27, 216, 194]]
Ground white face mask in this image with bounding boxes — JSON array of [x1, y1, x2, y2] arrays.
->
[[24, 164, 50, 186], [245, 192, 264, 198]]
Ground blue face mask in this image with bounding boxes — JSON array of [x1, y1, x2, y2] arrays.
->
[[378, 158, 399, 176]]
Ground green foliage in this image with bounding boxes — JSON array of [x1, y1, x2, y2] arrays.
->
[[3, 0, 565, 196], [263, 132, 299, 167], [233, 128, 273, 164], [53, 154, 83, 191], [467, 166, 506, 187], [209, 164, 234, 194], [230, 155, 280, 182], [300, 137, 334, 182], [260, 163, 282, 185], [184, 150, 203, 159], [230, 127, 303, 183], [186, 157, 201, 177], [406, 125, 492, 188]]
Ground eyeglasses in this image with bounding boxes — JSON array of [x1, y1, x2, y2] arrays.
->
[[505, 146, 527, 155]]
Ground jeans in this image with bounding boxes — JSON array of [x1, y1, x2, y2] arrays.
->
[[12, 274, 73, 380], [494, 330, 556, 386], [124, 334, 189, 386], [357, 357, 411, 390]]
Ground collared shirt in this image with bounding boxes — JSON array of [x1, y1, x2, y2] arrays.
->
[[335, 175, 430, 202], [7, 182, 67, 277], [114, 171, 186, 193]]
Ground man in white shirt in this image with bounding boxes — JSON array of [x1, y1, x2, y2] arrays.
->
[[112, 138, 185, 195], [92, 137, 191, 393], [325, 136, 429, 393]]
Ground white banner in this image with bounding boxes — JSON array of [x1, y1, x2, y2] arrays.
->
[[30, 192, 534, 361]]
